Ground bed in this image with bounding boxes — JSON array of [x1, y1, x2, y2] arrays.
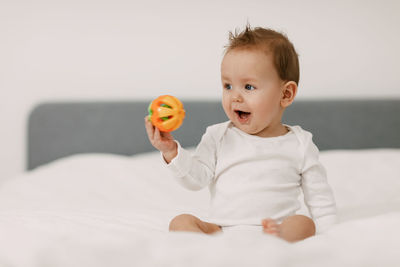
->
[[0, 99, 399, 266]]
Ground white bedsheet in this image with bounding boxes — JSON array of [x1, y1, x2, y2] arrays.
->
[[0, 149, 399, 266]]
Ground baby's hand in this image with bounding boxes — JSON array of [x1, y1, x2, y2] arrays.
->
[[144, 116, 177, 163]]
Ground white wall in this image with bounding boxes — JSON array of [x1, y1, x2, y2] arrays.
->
[[1, 0, 399, 181]]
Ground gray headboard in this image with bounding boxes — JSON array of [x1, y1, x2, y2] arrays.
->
[[27, 99, 400, 170]]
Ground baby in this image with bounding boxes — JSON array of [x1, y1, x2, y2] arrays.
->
[[144, 25, 337, 242]]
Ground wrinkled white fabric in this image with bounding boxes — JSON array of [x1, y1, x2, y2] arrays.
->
[[0, 149, 399, 266]]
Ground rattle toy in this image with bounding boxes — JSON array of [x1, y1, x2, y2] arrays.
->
[[148, 95, 185, 132]]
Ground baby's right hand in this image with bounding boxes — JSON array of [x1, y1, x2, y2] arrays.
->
[[144, 116, 178, 163]]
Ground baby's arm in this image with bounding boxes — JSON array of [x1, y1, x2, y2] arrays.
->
[[144, 116, 217, 190], [300, 132, 337, 234]]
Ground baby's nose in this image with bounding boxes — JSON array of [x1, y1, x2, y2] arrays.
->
[[232, 92, 243, 102]]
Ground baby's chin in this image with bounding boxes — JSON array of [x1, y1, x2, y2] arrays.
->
[[232, 122, 259, 135], [233, 122, 282, 138]]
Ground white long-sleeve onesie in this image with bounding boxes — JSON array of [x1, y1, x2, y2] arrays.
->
[[163, 121, 337, 233]]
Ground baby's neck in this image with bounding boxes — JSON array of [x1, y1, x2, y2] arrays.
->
[[252, 123, 289, 138]]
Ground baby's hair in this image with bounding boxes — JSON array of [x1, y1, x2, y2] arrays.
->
[[225, 24, 300, 85]]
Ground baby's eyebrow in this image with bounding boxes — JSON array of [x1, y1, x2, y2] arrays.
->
[[239, 77, 258, 83], [221, 75, 258, 83]]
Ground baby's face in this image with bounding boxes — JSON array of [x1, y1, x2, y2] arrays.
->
[[221, 48, 286, 137]]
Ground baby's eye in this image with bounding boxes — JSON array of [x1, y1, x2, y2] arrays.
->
[[245, 84, 255, 90], [224, 83, 232, 90]]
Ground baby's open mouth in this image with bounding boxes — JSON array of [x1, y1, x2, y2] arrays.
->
[[234, 110, 251, 120]]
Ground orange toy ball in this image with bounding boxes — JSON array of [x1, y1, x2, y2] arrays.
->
[[148, 95, 185, 132]]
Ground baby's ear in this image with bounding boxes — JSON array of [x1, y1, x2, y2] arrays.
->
[[281, 81, 297, 108]]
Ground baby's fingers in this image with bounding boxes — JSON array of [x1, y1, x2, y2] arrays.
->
[[159, 129, 173, 140], [154, 126, 163, 142], [144, 116, 155, 140]]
